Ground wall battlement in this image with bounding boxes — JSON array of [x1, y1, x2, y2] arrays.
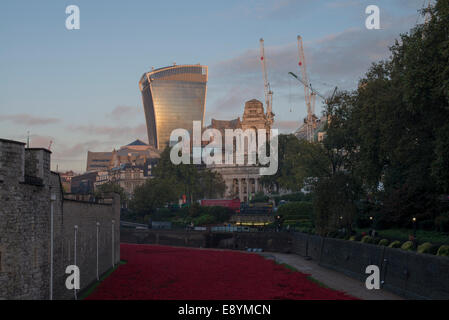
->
[[0, 139, 51, 186]]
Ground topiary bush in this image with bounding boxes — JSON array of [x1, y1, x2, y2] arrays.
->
[[437, 245, 449, 257], [361, 235, 374, 244], [378, 239, 389, 246], [417, 242, 438, 255], [401, 241, 414, 251], [388, 241, 402, 248]]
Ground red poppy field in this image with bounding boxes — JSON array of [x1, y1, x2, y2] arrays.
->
[[86, 243, 355, 300]]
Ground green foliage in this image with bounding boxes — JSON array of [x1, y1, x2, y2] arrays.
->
[[378, 239, 389, 246], [152, 147, 226, 203], [358, 228, 449, 245], [417, 242, 438, 255], [401, 241, 414, 251], [260, 134, 304, 193], [277, 201, 313, 220], [95, 182, 128, 205], [361, 235, 374, 244], [129, 178, 178, 217], [437, 245, 449, 257], [435, 214, 449, 233], [251, 192, 269, 203], [389, 241, 402, 248], [349, 236, 356, 241]]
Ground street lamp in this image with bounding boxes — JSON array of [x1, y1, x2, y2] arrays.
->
[[412, 217, 417, 238]]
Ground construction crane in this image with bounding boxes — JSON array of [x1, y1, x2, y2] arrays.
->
[[48, 140, 53, 151], [292, 35, 316, 142], [289, 36, 338, 142], [259, 38, 274, 127]]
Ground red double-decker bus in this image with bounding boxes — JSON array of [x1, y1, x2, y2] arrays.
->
[[200, 199, 241, 213]]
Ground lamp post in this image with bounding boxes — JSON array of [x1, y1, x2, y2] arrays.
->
[[412, 217, 417, 238]]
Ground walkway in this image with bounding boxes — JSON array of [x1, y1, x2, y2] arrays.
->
[[262, 252, 403, 300]]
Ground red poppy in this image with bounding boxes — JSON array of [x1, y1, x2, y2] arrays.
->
[[86, 244, 356, 300]]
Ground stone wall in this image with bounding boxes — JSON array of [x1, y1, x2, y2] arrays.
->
[[0, 139, 120, 300], [120, 229, 292, 253], [290, 233, 449, 300]]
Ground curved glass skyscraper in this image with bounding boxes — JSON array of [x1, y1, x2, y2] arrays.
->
[[139, 64, 208, 150]]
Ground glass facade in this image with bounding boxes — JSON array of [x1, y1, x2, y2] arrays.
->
[[139, 65, 208, 150]]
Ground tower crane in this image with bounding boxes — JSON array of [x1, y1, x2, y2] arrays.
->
[[289, 35, 338, 142], [296, 35, 315, 142], [259, 38, 274, 127]]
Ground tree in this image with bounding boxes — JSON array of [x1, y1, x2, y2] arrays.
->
[[152, 146, 226, 202], [260, 134, 303, 193], [129, 178, 178, 217], [94, 182, 128, 205]]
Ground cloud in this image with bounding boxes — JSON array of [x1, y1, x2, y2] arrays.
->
[[106, 105, 143, 120], [326, 0, 362, 9], [205, 85, 262, 122], [67, 123, 148, 139], [221, 0, 319, 21], [207, 10, 419, 132], [273, 120, 303, 133], [0, 114, 61, 126]]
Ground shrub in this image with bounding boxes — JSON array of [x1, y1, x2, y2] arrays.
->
[[388, 241, 402, 248], [349, 236, 357, 241], [372, 237, 381, 245], [277, 201, 313, 220], [401, 241, 414, 251], [251, 192, 269, 203], [378, 239, 389, 246], [435, 215, 449, 233], [361, 235, 373, 244], [417, 242, 438, 255], [437, 245, 449, 257]]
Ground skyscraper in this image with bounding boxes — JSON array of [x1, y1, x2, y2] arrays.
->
[[139, 64, 208, 150]]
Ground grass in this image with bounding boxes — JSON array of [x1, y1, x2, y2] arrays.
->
[[79, 260, 127, 300], [357, 228, 449, 245]]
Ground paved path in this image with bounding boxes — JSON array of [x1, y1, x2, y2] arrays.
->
[[261, 252, 403, 300]]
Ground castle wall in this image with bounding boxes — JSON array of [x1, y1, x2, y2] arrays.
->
[[0, 139, 120, 300]]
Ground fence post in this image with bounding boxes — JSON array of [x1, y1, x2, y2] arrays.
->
[[96, 222, 100, 281], [74, 225, 78, 300], [112, 220, 115, 268]]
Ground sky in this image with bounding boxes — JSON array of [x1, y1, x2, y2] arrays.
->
[[0, 0, 430, 172]]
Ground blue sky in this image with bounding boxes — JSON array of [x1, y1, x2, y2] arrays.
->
[[0, 0, 429, 172]]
